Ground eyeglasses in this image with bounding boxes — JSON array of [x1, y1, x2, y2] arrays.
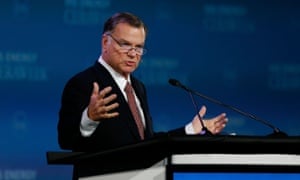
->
[[107, 34, 147, 56]]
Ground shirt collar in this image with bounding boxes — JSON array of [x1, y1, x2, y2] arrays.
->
[[98, 55, 130, 91]]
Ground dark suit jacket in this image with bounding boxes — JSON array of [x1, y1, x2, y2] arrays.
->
[[58, 61, 185, 152]]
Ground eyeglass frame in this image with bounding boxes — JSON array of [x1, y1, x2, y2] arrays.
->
[[106, 33, 147, 56]]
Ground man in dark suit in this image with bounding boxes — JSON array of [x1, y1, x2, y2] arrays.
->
[[57, 12, 228, 179]]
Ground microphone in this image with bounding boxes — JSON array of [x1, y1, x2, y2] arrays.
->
[[169, 79, 213, 136], [168, 78, 288, 137]]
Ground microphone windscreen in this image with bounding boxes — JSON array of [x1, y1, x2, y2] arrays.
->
[[168, 78, 181, 87]]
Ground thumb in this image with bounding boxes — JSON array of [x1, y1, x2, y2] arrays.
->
[[198, 105, 207, 117], [92, 82, 99, 97]]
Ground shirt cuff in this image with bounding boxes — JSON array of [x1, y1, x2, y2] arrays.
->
[[185, 122, 196, 135], [80, 107, 99, 137]]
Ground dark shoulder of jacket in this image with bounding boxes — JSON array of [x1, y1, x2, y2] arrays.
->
[[68, 61, 100, 84], [60, 63, 96, 95]]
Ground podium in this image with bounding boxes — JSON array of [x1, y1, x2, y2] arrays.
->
[[47, 135, 300, 179]]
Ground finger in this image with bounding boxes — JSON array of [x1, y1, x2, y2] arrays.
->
[[98, 86, 113, 99], [99, 104, 120, 119], [215, 122, 227, 133], [105, 102, 119, 113], [215, 113, 227, 122], [99, 101, 119, 115], [198, 105, 207, 117], [92, 82, 99, 97], [213, 117, 228, 133], [104, 111, 119, 119], [94, 99, 119, 120], [210, 124, 223, 134], [103, 93, 118, 106], [95, 92, 117, 112], [88, 83, 100, 119], [216, 119, 227, 128], [214, 117, 228, 127]]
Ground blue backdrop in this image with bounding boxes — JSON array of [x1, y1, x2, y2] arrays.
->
[[1, 0, 300, 179]]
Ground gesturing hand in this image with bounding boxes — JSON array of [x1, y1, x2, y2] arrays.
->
[[192, 105, 228, 134], [87, 82, 119, 121]]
